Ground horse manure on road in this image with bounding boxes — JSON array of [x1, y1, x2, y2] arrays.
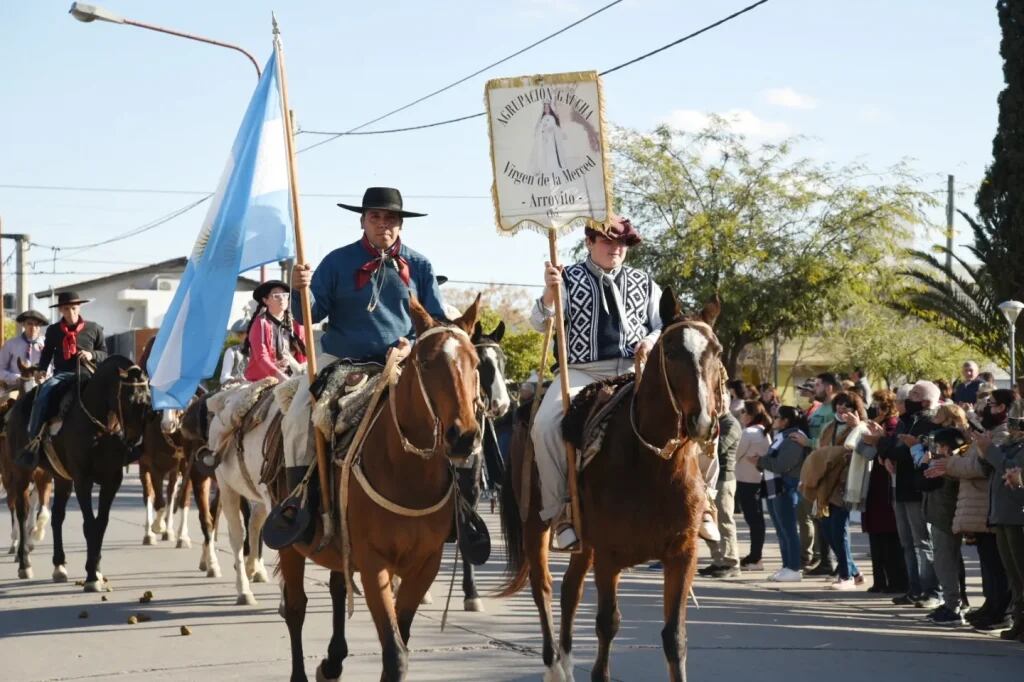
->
[[127, 615, 138, 625], [139, 591, 153, 603], [101, 596, 108, 601], [180, 625, 192, 636]]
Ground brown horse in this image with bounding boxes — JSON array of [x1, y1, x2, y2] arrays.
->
[[275, 296, 482, 682], [0, 360, 51, 560], [138, 410, 191, 546], [498, 290, 723, 682]]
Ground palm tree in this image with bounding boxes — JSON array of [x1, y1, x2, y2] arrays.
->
[[894, 210, 1017, 366]]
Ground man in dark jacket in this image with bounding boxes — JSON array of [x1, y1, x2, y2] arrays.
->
[[876, 380, 942, 608], [18, 291, 106, 468], [701, 412, 742, 578]]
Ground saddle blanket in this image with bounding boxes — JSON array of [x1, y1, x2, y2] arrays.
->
[[561, 373, 636, 472]]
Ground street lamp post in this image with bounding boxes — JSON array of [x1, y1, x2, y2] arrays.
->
[[68, 3, 261, 78], [998, 300, 1024, 385]]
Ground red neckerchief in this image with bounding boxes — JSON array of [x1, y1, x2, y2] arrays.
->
[[355, 235, 411, 290], [60, 318, 86, 361]]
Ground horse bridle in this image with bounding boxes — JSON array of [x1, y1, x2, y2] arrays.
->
[[388, 324, 478, 459], [76, 357, 150, 440], [630, 319, 723, 459]]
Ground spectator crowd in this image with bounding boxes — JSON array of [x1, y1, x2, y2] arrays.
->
[[699, 361, 1024, 642]]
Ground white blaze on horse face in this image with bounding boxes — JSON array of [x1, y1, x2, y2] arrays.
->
[[441, 337, 461, 363], [681, 327, 713, 433], [481, 347, 511, 417], [160, 409, 181, 434]]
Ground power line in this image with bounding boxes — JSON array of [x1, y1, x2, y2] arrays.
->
[[296, 0, 625, 154], [0, 182, 490, 199], [300, 0, 772, 142]]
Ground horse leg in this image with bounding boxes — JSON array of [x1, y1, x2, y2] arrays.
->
[[50, 478, 71, 582], [360, 562, 407, 682], [246, 502, 269, 583], [316, 569, 349, 682], [73, 479, 103, 590], [661, 552, 697, 682], [15, 480, 32, 578], [558, 547, 594, 680], [395, 550, 444, 647], [457, 463, 483, 611], [278, 545, 309, 682], [219, 485, 256, 605], [590, 558, 622, 682], [8, 493, 17, 555], [462, 558, 483, 612], [88, 467, 122, 589], [140, 463, 157, 545], [525, 525, 561, 682], [241, 497, 252, 560], [175, 469, 192, 548], [194, 475, 220, 576], [30, 472, 51, 543], [161, 469, 181, 542], [152, 469, 169, 539]]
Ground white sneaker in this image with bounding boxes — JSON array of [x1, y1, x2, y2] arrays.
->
[[773, 568, 803, 583], [829, 578, 857, 591], [768, 569, 785, 582], [699, 513, 721, 543]]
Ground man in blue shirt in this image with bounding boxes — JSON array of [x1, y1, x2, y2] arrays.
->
[[275, 188, 447, 543]]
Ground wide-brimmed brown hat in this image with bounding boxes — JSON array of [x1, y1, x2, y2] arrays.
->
[[49, 291, 91, 308], [584, 216, 641, 246], [337, 187, 426, 218], [15, 309, 48, 324]]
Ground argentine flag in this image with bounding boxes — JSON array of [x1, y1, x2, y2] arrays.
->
[[148, 50, 295, 408]]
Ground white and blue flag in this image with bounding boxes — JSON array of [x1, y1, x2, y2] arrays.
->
[[148, 51, 294, 408]]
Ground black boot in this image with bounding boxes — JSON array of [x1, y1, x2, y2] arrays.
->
[[264, 466, 316, 550], [16, 439, 41, 470]]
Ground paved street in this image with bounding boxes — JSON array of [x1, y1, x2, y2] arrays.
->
[[1, 474, 1020, 681]]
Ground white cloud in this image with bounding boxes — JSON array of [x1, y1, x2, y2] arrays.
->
[[662, 109, 792, 140], [762, 87, 819, 110]]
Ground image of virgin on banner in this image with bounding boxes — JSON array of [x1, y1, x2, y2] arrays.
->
[[485, 71, 612, 235]]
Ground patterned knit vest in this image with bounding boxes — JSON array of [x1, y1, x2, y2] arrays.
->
[[562, 262, 654, 364]]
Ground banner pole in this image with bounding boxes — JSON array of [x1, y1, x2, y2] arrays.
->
[[273, 16, 334, 547], [547, 229, 582, 543]]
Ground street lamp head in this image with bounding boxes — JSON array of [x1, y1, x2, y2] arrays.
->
[[68, 2, 125, 24], [999, 299, 1024, 325]]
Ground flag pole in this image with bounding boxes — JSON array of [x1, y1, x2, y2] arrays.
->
[[547, 229, 582, 544], [273, 15, 334, 547]]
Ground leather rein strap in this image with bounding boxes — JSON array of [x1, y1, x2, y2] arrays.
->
[[630, 319, 721, 459]]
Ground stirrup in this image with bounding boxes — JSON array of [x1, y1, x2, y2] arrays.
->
[[552, 523, 580, 552]]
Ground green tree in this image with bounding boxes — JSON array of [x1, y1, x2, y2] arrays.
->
[[896, 2, 1024, 364], [613, 119, 931, 375]]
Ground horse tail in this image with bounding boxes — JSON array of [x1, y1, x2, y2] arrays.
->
[[496, 474, 529, 597]]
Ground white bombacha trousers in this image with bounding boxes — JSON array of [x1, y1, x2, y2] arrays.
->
[[531, 358, 719, 522], [282, 352, 339, 469]]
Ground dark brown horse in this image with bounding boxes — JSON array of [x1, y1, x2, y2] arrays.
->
[[275, 296, 482, 682], [138, 410, 191, 546], [499, 291, 723, 682], [6, 356, 150, 590]]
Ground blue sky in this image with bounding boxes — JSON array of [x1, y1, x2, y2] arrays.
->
[[0, 0, 1004, 307]]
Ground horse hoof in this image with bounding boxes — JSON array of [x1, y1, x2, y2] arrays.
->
[[17, 567, 33, 580], [315, 661, 340, 682], [558, 648, 574, 681], [162, 531, 173, 542], [206, 565, 221, 578], [142, 534, 156, 546], [420, 590, 433, 605], [464, 597, 484, 612], [7, 545, 15, 555], [198, 558, 208, 571], [236, 593, 257, 606], [543, 666, 566, 682], [83, 580, 103, 593], [176, 538, 192, 549], [52, 565, 69, 583], [251, 571, 269, 584]]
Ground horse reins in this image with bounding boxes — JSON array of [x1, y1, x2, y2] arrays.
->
[[630, 319, 721, 459], [76, 355, 149, 440], [388, 325, 477, 459]]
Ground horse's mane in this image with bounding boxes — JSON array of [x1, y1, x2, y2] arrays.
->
[[561, 373, 635, 450]]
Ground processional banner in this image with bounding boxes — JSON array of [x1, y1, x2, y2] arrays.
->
[[484, 71, 612, 235]]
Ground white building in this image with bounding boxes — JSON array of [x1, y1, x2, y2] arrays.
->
[[32, 257, 261, 335]]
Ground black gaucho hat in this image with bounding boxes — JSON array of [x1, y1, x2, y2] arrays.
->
[[15, 309, 48, 324], [49, 291, 91, 308], [253, 280, 290, 303], [337, 187, 426, 218]]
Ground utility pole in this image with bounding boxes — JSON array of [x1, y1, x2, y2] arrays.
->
[[0, 232, 29, 318], [946, 174, 955, 275]]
